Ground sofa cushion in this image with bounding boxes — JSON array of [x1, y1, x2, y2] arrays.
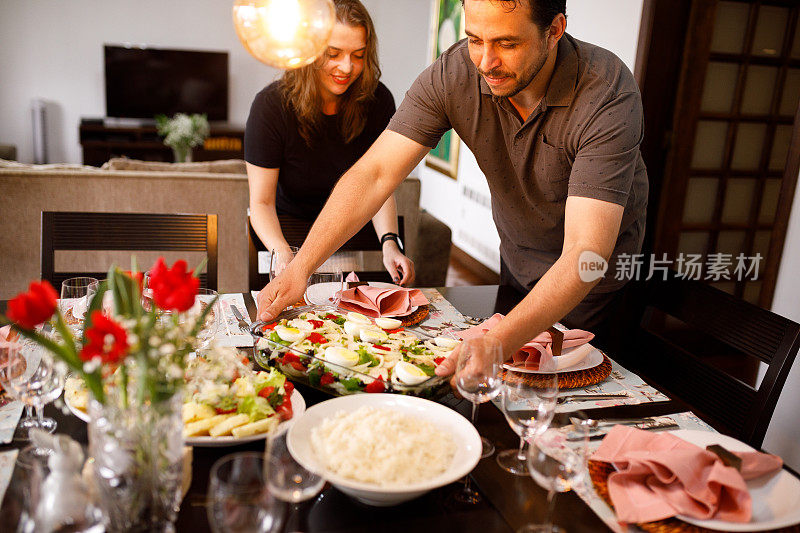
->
[[0, 158, 101, 171], [101, 157, 246, 174]]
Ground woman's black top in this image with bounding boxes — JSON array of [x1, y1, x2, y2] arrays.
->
[[244, 81, 396, 219]]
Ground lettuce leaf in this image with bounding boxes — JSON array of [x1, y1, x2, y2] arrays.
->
[[237, 395, 275, 422]]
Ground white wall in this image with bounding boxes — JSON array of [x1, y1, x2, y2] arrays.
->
[[418, 0, 645, 272], [0, 0, 430, 165], [765, 173, 800, 467]]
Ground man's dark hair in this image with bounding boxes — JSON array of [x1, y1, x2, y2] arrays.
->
[[460, 0, 567, 30]]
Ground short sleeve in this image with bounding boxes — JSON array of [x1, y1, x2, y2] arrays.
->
[[568, 91, 644, 206], [387, 58, 452, 148], [244, 84, 286, 169]]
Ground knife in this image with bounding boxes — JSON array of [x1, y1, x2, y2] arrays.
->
[[552, 399, 687, 428]]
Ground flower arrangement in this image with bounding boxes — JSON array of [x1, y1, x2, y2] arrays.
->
[[0, 257, 215, 408], [155, 113, 210, 163]]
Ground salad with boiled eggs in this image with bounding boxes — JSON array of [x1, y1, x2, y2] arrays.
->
[[254, 310, 458, 396]]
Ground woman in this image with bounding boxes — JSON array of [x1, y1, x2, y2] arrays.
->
[[245, 0, 414, 285]]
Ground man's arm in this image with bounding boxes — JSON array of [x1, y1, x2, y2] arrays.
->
[[437, 195, 624, 375], [256, 130, 430, 320]]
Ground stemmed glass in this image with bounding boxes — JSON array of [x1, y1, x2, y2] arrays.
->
[[59, 277, 99, 333], [0, 347, 65, 453], [269, 246, 300, 282], [454, 336, 504, 504], [192, 288, 220, 349], [0, 342, 39, 441], [304, 268, 344, 308], [207, 452, 285, 533], [519, 411, 590, 533], [497, 369, 559, 475], [265, 431, 325, 532]]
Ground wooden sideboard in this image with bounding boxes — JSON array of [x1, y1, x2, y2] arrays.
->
[[79, 119, 245, 166]]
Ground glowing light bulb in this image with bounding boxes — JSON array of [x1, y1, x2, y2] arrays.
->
[[233, 0, 336, 70]]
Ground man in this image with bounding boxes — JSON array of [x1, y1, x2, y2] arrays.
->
[[257, 0, 647, 379]]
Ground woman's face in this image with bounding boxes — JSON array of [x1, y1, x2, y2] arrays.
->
[[317, 22, 367, 103]]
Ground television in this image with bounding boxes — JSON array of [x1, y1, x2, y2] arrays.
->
[[104, 45, 229, 121]]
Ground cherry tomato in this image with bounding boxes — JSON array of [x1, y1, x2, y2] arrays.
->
[[262, 322, 277, 331], [371, 344, 390, 351], [384, 328, 404, 334], [364, 379, 385, 393], [434, 357, 445, 365], [283, 381, 294, 395], [308, 320, 324, 329], [307, 332, 328, 344], [258, 385, 275, 398], [215, 406, 237, 415], [319, 372, 335, 386], [276, 402, 293, 421], [289, 361, 306, 372]]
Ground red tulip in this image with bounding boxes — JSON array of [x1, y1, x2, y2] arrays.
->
[[80, 311, 129, 364], [7, 280, 58, 329], [148, 258, 199, 312]]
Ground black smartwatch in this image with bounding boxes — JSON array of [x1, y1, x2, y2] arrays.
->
[[380, 232, 404, 254]]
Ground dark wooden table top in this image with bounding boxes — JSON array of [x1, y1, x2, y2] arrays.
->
[[1, 285, 687, 532]]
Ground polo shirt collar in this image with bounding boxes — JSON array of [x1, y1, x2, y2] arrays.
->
[[478, 33, 578, 107]]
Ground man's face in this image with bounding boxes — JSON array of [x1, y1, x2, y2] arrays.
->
[[464, 0, 550, 98]]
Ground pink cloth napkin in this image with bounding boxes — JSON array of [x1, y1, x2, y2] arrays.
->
[[345, 272, 360, 283], [338, 285, 428, 318], [0, 325, 20, 349], [457, 313, 594, 370], [591, 425, 783, 524]]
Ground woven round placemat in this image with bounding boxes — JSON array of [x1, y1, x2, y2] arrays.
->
[[400, 305, 429, 327], [501, 353, 612, 389], [588, 460, 798, 533]]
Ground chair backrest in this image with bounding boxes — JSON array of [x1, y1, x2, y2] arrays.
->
[[41, 211, 218, 290], [248, 214, 404, 291], [622, 271, 800, 448]]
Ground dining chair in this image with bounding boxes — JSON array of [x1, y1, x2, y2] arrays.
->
[[248, 214, 404, 291], [41, 211, 218, 290], [618, 270, 800, 449]]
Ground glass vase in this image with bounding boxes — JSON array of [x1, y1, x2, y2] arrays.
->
[[88, 392, 184, 533], [171, 145, 192, 163]]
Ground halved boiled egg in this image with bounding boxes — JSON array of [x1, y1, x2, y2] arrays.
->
[[288, 318, 314, 331], [323, 346, 360, 368], [434, 337, 460, 349], [360, 329, 388, 344], [343, 321, 363, 339], [346, 312, 371, 325], [393, 361, 430, 386], [375, 317, 402, 330], [275, 326, 306, 343]]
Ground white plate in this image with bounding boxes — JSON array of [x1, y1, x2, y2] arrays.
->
[[503, 344, 604, 374], [287, 393, 480, 506], [65, 389, 305, 447], [306, 281, 418, 317], [671, 429, 800, 531]]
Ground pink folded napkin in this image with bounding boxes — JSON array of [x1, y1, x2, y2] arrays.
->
[[345, 272, 360, 283], [457, 314, 594, 370], [338, 285, 429, 318], [0, 325, 20, 349], [591, 425, 783, 524]]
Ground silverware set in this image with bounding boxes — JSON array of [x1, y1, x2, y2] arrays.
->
[[556, 392, 631, 405], [230, 306, 250, 333]]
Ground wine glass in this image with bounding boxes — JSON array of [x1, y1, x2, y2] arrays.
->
[[0, 342, 40, 441], [0, 347, 65, 455], [454, 336, 504, 504], [60, 277, 99, 332], [304, 268, 344, 308], [269, 246, 300, 282], [497, 369, 558, 475], [192, 288, 220, 349], [519, 411, 590, 533], [207, 452, 285, 533], [265, 431, 325, 532]]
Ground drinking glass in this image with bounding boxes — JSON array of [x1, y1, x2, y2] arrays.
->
[[269, 246, 300, 282], [304, 269, 344, 308], [265, 431, 324, 531], [192, 288, 220, 349], [207, 452, 285, 533], [497, 369, 558, 475], [0, 347, 65, 454], [60, 277, 99, 332], [0, 343, 39, 441], [518, 411, 590, 533], [454, 336, 504, 504]]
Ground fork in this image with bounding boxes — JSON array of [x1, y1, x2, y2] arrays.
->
[[230, 306, 250, 333]]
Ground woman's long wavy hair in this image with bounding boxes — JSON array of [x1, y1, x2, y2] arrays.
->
[[281, 0, 381, 146]]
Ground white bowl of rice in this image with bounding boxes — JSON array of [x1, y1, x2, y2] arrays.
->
[[286, 393, 481, 506]]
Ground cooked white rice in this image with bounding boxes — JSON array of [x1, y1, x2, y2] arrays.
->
[[310, 406, 456, 487]]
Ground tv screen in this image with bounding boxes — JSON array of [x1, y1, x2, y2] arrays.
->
[[104, 45, 228, 121]]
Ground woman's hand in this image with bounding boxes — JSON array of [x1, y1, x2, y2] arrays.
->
[[382, 241, 415, 286]]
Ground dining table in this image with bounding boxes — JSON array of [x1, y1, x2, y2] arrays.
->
[[0, 285, 702, 533]]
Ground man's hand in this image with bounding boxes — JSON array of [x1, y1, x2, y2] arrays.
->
[[256, 264, 307, 322], [434, 342, 462, 390], [382, 242, 415, 286]]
